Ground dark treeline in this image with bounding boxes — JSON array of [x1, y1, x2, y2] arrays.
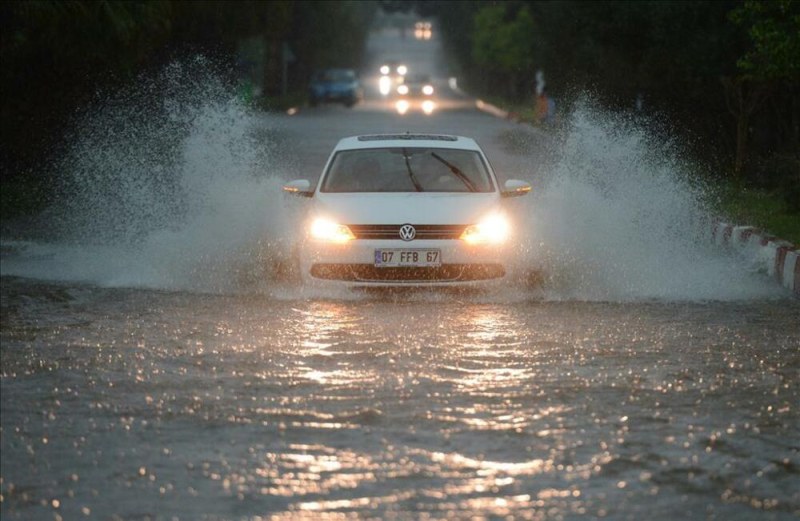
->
[[2, 1, 797, 217], [0, 0, 376, 192], [387, 0, 799, 198]]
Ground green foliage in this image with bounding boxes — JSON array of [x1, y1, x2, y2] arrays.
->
[[730, 0, 800, 80], [472, 4, 535, 74], [0, 0, 376, 196], [402, 0, 796, 191], [1, 1, 172, 75], [417, 1, 483, 77], [469, 3, 537, 98], [289, 1, 375, 71], [1, 1, 173, 184]]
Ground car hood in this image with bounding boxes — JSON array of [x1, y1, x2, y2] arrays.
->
[[313, 192, 499, 225]]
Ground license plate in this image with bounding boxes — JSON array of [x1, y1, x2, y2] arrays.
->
[[374, 249, 441, 267]]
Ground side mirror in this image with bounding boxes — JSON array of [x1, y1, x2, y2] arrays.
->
[[282, 179, 313, 197], [501, 179, 532, 198]]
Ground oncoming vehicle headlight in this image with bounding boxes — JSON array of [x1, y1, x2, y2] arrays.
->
[[379, 75, 392, 95], [310, 218, 355, 243], [460, 214, 510, 245], [395, 99, 410, 115], [422, 84, 434, 96]]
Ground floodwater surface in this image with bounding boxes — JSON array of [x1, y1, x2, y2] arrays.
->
[[1, 279, 798, 520]]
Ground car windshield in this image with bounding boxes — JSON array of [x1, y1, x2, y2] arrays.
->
[[316, 69, 355, 82], [407, 74, 430, 84], [321, 147, 494, 193]]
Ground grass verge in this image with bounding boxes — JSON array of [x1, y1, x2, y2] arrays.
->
[[258, 92, 308, 112], [713, 182, 800, 245], [478, 96, 539, 124]]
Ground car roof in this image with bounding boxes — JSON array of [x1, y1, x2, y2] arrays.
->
[[334, 134, 482, 151]]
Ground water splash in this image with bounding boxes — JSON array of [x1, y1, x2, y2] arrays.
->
[[2, 57, 296, 293], [0, 76, 785, 300], [521, 99, 782, 300]]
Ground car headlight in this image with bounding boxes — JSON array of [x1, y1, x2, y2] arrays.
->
[[397, 84, 409, 95], [460, 214, 510, 245], [397, 65, 407, 76], [310, 218, 355, 243], [395, 99, 410, 114], [379, 75, 392, 95], [422, 85, 434, 96]]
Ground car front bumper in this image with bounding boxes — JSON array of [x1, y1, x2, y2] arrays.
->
[[299, 238, 511, 287]]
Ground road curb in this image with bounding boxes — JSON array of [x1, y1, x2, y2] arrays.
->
[[475, 99, 509, 119], [712, 221, 799, 295], [475, 99, 530, 124]]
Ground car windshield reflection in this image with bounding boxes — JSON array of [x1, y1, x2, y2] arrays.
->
[[321, 148, 494, 193], [314, 69, 356, 82]]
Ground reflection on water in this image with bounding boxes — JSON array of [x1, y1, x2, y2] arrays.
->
[[296, 302, 363, 351], [1, 287, 798, 520], [292, 302, 379, 388]]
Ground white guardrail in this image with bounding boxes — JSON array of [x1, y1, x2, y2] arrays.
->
[[712, 222, 799, 295]]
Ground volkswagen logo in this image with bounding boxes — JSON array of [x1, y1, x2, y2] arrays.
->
[[399, 224, 416, 241]]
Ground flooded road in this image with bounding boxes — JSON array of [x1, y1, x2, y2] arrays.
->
[[2, 26, 799, 521], [1, 278, 798, 520]]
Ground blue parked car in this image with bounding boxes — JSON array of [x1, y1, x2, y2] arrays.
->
[[309, 68, 362, 108]]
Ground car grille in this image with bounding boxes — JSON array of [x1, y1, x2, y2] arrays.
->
[[310, 263, 505, 283], [348, 224, 466, 240]]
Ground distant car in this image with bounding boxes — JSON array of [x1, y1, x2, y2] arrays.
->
[[309, 69, 362, 107], [378, 60, 407, 96], [397, 73, 434, 97], [282, 134, 532, 287], [414, 21, 432, 40], [379, 61, 407, 80]]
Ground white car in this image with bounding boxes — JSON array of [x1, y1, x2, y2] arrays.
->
[[282, 134, 531, 287]]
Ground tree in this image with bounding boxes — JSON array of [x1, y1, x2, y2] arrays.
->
[[472, 4, 536, 99], [727, 0, 800, 179], [0, 0, 377, 219], [1, 1, 173, 178], [731, 0, 800, 80]]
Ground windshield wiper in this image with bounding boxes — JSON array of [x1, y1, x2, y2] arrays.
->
[[430, 152, 478, 192], [403, 148, 424, 192]]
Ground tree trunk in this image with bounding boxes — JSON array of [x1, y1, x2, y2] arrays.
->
[[735, 114, 748, 180], [721, 76, 769, 179]]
